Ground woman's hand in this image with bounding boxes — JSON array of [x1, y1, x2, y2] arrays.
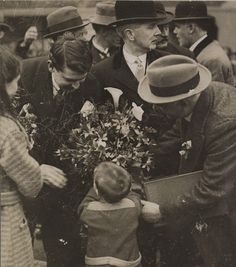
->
[[141, 200, 161, 223], [40, 164, 67, 189]]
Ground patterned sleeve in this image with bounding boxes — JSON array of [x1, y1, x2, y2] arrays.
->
[[0, 130, 42, 198]]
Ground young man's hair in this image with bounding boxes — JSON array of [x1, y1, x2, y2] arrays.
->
[[49, 36, 92, 74], [94, 162, 132, 203], [0, 46, 20, 115]]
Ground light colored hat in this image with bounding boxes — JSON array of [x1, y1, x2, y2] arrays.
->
[[90, 2, 116, 26], [138, 55, 211, 104], [44, 6, 89, 38]]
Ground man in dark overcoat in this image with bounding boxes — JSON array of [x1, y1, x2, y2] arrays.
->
[[138, 54, 236, 266], [19, 38, 100, 267], [82, 0, 173, 131], [89, 1, 121, 65]]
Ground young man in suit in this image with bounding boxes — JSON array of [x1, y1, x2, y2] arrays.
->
[[173, 1, 234, 86], [138, 54, 236, 266], [89, 1, 121, 65], [19, 37, 99, 267]]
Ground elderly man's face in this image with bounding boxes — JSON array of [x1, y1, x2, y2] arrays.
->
[[173, 22, 192, 48], [158, 94, 200, 119], [132, 21, 161, 51]]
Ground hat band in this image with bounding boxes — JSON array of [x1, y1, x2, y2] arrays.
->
[[150, 72, 200, 97], [47, 17, 84, 33]]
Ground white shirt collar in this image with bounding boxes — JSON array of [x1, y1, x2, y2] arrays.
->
[[123, 45, 147, 65], [92, 37, 109, 55], [189, 34, 208, 52]]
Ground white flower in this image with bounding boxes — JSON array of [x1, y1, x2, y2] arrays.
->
[[80, 101, 95, 117], [131, 102, 144, 121], [104, 87, 123, 109]]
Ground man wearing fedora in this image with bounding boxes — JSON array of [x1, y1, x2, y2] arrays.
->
[[173, 1, 234, 86], [44, 6, 90, 42], [89, 1, 121, 65], [82, 0, 173, 131], [138, 54, 236, 266], [0, 12, 12, 41]]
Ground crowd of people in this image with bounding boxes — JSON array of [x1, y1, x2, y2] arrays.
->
[[1, 1, 236, 267]]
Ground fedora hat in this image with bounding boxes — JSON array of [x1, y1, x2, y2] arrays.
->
[[138, 55, 211, 104], [44, 6, 89, 38], [90, 2, 116, 26], [0, 12, 12, 32], [110, 0, 172, 27], [174, 1, 213, 21], [154, 2, 174, 25]]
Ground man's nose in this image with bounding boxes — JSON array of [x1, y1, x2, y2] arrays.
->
[[154, 25, 162, 35]]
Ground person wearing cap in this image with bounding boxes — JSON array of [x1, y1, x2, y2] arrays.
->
[[82, 0, 172, 131], [44, 6, 90, 42], [89, 1, 121, 65], [0, 12, 12, 41], [174, 1, 234, 86], [18, 36, 100, 267], [154, 2, 194, 58], [138, 54, 236, 266], [78, 161, 160, 267]]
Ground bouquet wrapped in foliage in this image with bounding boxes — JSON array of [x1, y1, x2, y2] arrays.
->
[[56, 101, 158, 183]]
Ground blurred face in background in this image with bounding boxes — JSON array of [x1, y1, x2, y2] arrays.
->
[[156, 23, 169, 49], [5, 75, 20, 97], [103, 27, 121, 48], [173, 22, 192, 48]]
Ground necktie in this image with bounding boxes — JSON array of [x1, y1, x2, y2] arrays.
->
[[134, 58, 145, 82]]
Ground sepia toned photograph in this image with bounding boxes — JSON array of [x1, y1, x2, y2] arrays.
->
[[1, 1, 236, 266]]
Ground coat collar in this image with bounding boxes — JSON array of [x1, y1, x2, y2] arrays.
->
[[193, 35, 213, 57], [111, 47, 165, 94]]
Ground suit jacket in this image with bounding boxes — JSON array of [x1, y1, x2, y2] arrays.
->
[[89, 36, 119, 66], [164, 41, 195, 59], [155, 82, 236, 228], [193, 36, 234, 86], [82, 47, 172, 130], [19, 56, 100, 209]]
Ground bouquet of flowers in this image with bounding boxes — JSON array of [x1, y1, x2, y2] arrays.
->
[[56, 100, 158, 182]]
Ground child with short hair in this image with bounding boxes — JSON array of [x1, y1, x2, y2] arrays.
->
[[78, 161, 160, 267]]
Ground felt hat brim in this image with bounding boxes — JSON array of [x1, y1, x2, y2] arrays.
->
[[90, 15, 116, 26], [44, 20, 89, 38], [174, 15, 214, 21], [0, 23, 13, 32], [138, 64, 211, 104], [110, 14, 173, 27]]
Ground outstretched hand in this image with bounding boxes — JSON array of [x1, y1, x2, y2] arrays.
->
[[141, 200, 161, 223], [40, 164, 67, 189]]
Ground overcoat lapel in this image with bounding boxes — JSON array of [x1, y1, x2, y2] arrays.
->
[[31, 65, 54, 118], [180, 90, 212, 173], [113, 50, 139, 93]]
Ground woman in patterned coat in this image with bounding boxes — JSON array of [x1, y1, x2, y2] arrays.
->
[[0, 47, 67, 267]]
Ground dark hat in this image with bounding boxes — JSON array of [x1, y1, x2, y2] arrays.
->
[[0, 12, 12, 32], [154, 2, 174, 25], [90, 2, 116, 26], [44, 6, 89, 38], [138, 55, 211, 104], [174, 1, 213, 21], [111, 0, 172, 27]]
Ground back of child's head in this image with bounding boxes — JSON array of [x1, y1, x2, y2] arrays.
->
[[94, 162, 132, 203]]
